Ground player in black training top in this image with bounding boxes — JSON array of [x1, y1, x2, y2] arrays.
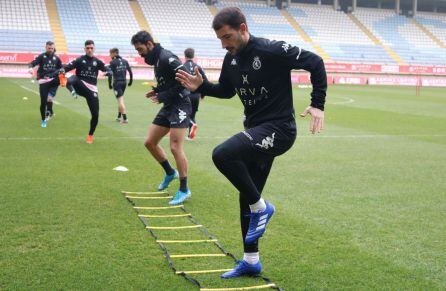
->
[[108, 48, 133, 124], [60, 40, 111, 144], [176, 7, 327, 278], [183, 48, 207, 140], [28, 41, 62, 128], [131, 31, 192, 206]]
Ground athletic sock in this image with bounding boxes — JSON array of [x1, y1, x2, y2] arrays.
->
[[160, 160, 175, 176], [179, 177, 188, 192], [243, 252, 259, 264], [249, 198, 266, 213], [117, 112, 122, 118], [123, 114, 127, 120]]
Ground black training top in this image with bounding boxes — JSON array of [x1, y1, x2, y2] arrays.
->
[[28, 52, 62, 80], [183, 59, 208, 97], [198, 34, 327, 128], [144, 44, 190, 106], [108, 55, 133, 85], [63, 55, 110, 85]]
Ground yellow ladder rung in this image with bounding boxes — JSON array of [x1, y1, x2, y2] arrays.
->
[[200, 283, 277, 291], [170, 253, 226, 258], [147, 225, 202, 230], [122, 191, 167, 195], [176, 268, 233, 275], [139, 214, 191, 218], [134, 205, 183, 210], [157, 239, 218, 244], [126, 196, 172, 199]]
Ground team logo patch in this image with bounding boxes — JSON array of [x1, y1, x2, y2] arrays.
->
[[231, 59, 237, 66], [114, 90, 118, 96], [282, 43, 290, 53], [168, 57, 175, 64], [53, 56, 56, 60], [178, 109, 186, 123], [252, 56, 261, 70], [93, 92, 98, 98], [93, 61, 97, 66], [255, 132, 276, 150], [82, 60, 86, 64]]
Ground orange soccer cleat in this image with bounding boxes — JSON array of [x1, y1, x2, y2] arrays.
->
[[86, 135, 94, 144], [58, 73, 67, 87]]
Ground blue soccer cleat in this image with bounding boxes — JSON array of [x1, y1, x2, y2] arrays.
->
[[220, 260, 262, 279], [245, 201, 275, 244], [157, 170, 178, 191], [169, 188, 191, 205], [41, 120, 47, 128]]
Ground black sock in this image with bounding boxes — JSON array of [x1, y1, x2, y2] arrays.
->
[[117, 112, 122, 118], [160, 160, 175, 176], [47, 102, 53, 114], [180, 176, 187, 192], [123, 114, 127, 120]]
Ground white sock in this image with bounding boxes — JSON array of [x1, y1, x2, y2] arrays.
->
[[249, 198, 266, 213], [243, 252, 259, 265]]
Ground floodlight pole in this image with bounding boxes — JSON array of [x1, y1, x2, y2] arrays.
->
[[412, 0, 418, 17], [334, 0, 339, 10], [395, 0, 400, 14]]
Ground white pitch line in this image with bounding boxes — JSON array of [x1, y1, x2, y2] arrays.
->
[[330, 96, 355, 105], [18, 84, 61, 105], [1, 134, 446, 142]]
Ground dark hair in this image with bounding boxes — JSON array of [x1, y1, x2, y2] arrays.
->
[[184, 48, 195, 59], [46, 41, 54, 46], [131, 31, 154, 45], [85, 40, 95, 47], [110, 47, 119, 54], [212, 7, 247, 30]]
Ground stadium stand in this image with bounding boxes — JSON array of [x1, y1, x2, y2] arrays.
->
[[137, 0, 224, 58], [353, 8, 446, 65], [215, 0, 310, 50], [415, 12, 446, 46], [55, 0, 139, 55], [0, 0, 54, 52], [287, 3, 395, 64]]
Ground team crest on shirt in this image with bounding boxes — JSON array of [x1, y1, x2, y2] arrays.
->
[[231, 58, 237, 66], [82, 60, 86, 64], [53, 56, 56, 60], [93, 61, 97, 66], [252, 56, 261, 70], [282, 43, 290, 53], [169, 57, 175, 64]]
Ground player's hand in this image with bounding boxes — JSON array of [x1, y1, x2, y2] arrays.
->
[[28, 68, 34, 75], [300, 106, 324, 134], [149, 95, 159, 104], [146, 90, 156, 98], [175, 67, 203, 91], [109, 84, 113, 89]]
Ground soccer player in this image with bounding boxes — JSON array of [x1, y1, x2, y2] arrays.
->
[[183, 48, 207, 140], [131, 31, 193, 205], [176, 7, 327, 278], [28, 41, 62, 128], [60, 40, 111, 144], [108, 48, 133, 124]]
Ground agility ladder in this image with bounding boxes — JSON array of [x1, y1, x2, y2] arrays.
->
[[122, 190, 283, 290]]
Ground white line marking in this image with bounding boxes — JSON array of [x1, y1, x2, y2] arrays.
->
[[1, 134, 445, 141], [329, 96, 355, 105]]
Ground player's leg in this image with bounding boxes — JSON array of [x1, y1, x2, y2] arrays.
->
[[66, 76, 79, 97], [168, 127, 191, 205], [188, 94, 199, 139], [84, 91, 99, 143], [116, 96, 128, 124], [38, 84, 49, 127], [46, 83, 58, 119], [144, 123, 177, 190], [220, 153, 274, 278]]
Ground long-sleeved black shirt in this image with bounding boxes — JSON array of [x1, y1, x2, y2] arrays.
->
[[108, 55, 133, 85], [28, 52, 62, 80], [63, 55, 110, 85], [198, 35, 327, 128], [183, 59, 207, 97], [145, 44, 190, 106]]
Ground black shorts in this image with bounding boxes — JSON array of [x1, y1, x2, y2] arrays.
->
[[39, 78, 59, 99], [152, 103, 192, 129], [236, 118, 297, 157], [113, 81, 127, 98]]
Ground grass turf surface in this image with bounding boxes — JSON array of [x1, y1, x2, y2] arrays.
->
[[0, 78, 445, 290]]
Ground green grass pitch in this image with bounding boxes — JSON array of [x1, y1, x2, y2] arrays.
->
[[0, 77, 445, 290]]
